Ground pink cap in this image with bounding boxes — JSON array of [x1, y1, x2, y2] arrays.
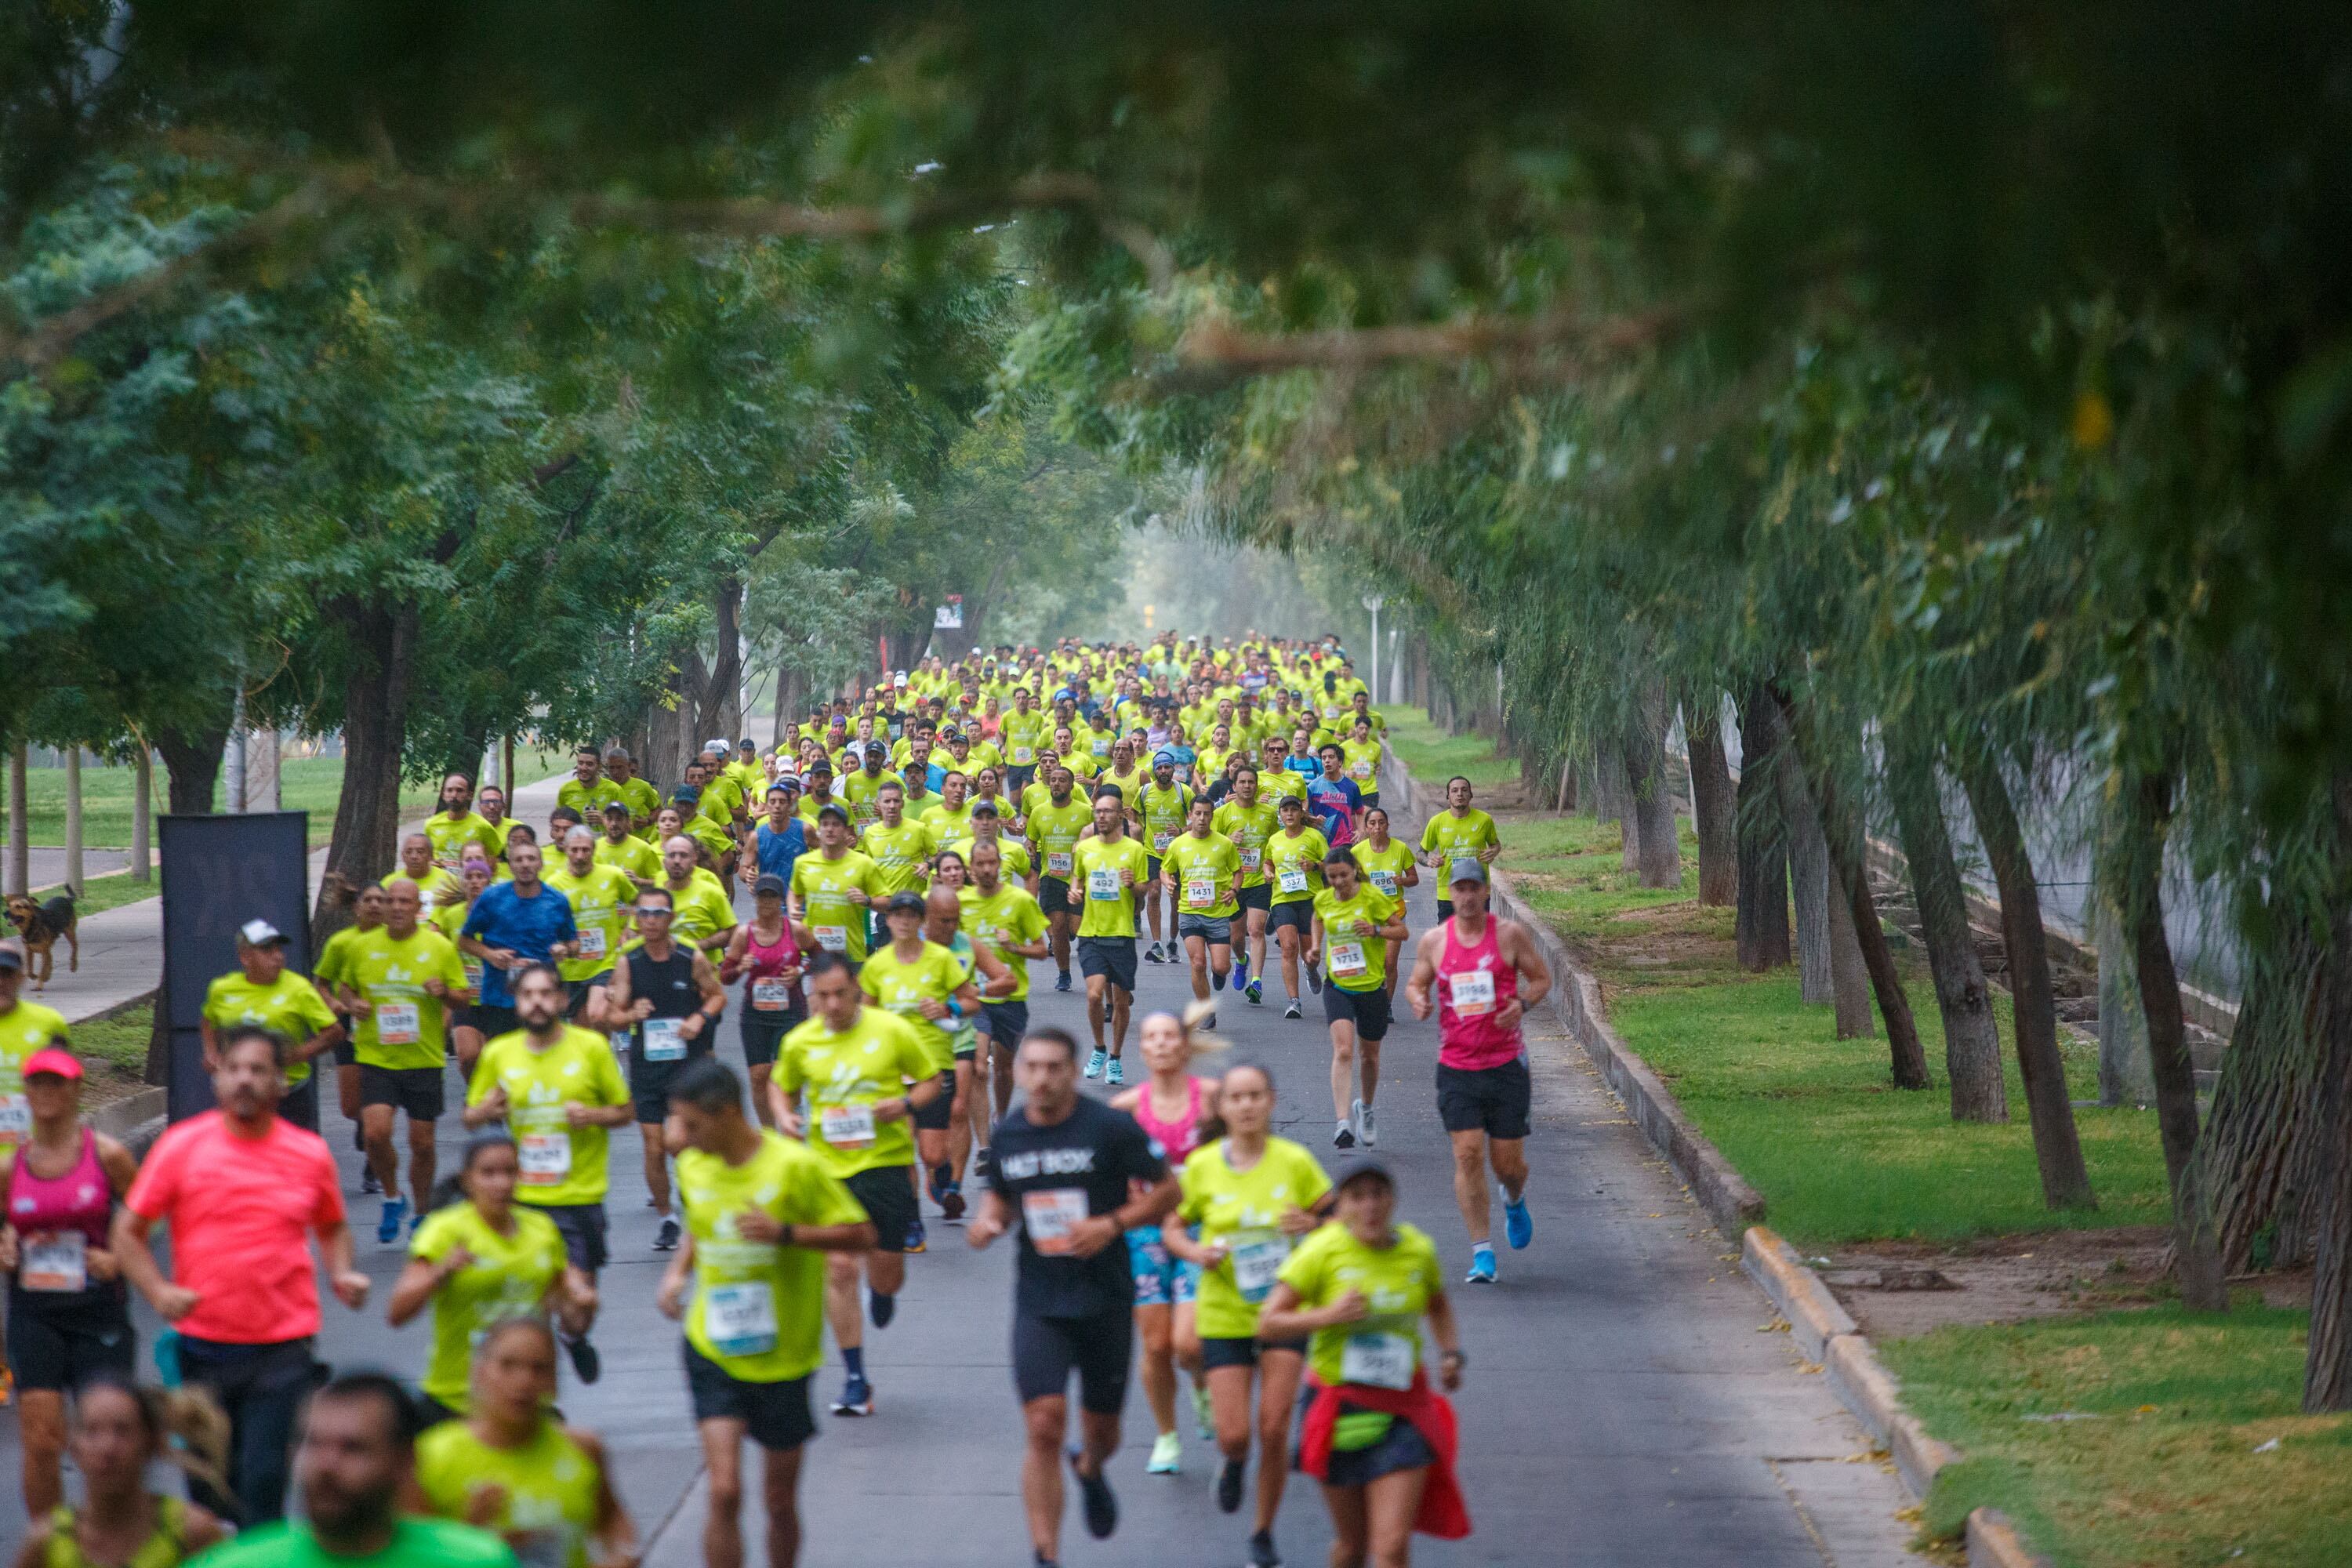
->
[[23, 1047, 82, 1081]]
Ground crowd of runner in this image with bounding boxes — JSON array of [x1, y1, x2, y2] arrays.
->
[[0, 632, 1554, 1568]]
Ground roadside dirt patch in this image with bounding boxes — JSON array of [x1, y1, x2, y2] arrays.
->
[[1809, 1227, 2310, 1339]]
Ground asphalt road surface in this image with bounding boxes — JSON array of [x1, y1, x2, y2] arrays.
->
[[2, 867, 1922, 1566]]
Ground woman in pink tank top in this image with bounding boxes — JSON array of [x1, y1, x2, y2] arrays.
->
[[2, 1047, 140, 1515], [720, 876, 808, 1131], [1111, 1008, 1225, 1475]]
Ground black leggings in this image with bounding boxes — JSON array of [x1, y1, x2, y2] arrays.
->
[[176, 1337, 318, 1526]]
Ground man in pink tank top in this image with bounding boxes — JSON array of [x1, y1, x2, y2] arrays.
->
[[1405, 858, 1552, 1285]]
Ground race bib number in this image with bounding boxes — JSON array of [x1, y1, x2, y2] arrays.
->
[[1277, 866, 1308, 895], [1022, 1188, 1091, 1254], [1228, 1230, 1288, 1302], [20, 1231, 87, 1293], [752, 977, 792, 1011], [1328, 941, 1367, 980], [1341, 1331, 1417, 1390], [1448, 969, 1497, 1018], [1352, 759, 1373, 779], [1184, 875, 1217, 909], [1047, 851, 1074, 877], [642, 1017, 687, 1062], [463, 960, 485, 993], [575, 926, 607, 961], [813, 924, 849, 953], [1011, 746, 1035, 765], [819, 1103, 877, 1148], [1239, 848, 1262, 872], [375, 1003, 421, 1046], [1368, 870, 1398, 898], [1087, 868, 1122, 902], [0, 1094, 27, 1145], [518, 1132, 572, 1185], [703, 1282, 778, 1359]]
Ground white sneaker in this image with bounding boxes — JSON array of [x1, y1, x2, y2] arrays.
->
[[1353, 1098, 1377, 1148]]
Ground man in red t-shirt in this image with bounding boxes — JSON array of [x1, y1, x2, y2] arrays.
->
[[114, 1025, 369, 1523]]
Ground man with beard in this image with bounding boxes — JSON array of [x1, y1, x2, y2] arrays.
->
[[192, 1373, 512, 1566], [112, 1028, 372, 1525]]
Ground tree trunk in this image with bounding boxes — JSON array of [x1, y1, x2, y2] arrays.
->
[[2305, 776, 2352, 1410], [2096, 893, 2154, 1106], [2191, 907, 2325, 1272], [1733, 687, 1791, 972], [1681, 685, 1738, 906], [1887, 735, 2007, 1121], [710, 579, 746, 741], [1824, 884, 1875, 1038], [1592, 739, 1627, 826], [442, 722, 495, 793], [1773, 734, 1838, 1005], [314, 601, 420, 944], [1625, 678, 1681, 890], [2113, 770, 2225, 1308], [153, 719, 232, 815], [1958, 750, 2096, 1210]]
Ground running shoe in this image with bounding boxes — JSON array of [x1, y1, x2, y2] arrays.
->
[[1216, 1457, 1247, 1514], [360, 1167, 382, 1196], [376, 1196, 408, 1244], [564, 1334, 601, 1385], [906, 1218, 927, 1254], [1504, 1192, 1534, 1250], [1215, 964, 1229, 992], [1070, 1451, 1119, 1539], [1249, 1528, 1283, 1567], [1192, 1382, 1214, 1441], [1333, 1120, 1355, 1149], [1246, 978, 1263, 1005], [1147, 1432, 1183, 1474], [1283, 1001, 1302, 1021], [654, 1215, 681, 1251], [1232, 954, 1248, 991], [1201, 1011, 1218, 1030], [1145, 942, 1165, 964], [927, 1165, 949, 1207], [941, 1181, 966, 1222], [1105, 1057, 1125, 1087], [1055, 971, 1073, 993], [1465, 1243, 1498, 1285], [871, 1290, 897, 1329], [832, 1375, 875, 1416], [1306, 962, 1323, 996], [1353, 1098, 1377, 1149], [1085, 1049, 1107, 1080]]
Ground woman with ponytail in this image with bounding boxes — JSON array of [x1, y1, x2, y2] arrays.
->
[[8, 1373, 230, 1566]]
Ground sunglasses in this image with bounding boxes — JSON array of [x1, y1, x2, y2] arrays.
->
[[635, 906, 675, 917]]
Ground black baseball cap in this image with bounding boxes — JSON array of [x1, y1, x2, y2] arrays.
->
[[884, 890, 926, 916], [754, 873, 787, 898]]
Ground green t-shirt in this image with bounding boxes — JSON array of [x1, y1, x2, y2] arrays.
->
[[681, 1131, 870, 1382], [1265, 826, 1330, 906], [1349, 839, 1414, 904], [1419, 807, 1499, 866], [408, 1203, 565, 1412], [1162, 829, 1242, 920], [466, 1027, 630, 1207], [958, 884, 1047, 1001], [0, 999, 69, 1168], [774, 1006, 935, 1177], [1024, 799, 1094, 882], [543, 863, 637, 982], [1178, 1138, 1334, 1339], [646, 873, 736, 956], [592, 831, 661, 884], [202, 970, 337, 1088], [617, 777, 663, 836], [341, 927, 470, 1071], [189, 1516, 517, 1568], [1072, 834, 1151, 938], [859, 820, 934, 898], [555, 778, 626, 825], [1312, 884, 1402, 992], [789, 850, 880, 962], [857, 940, 966, 1074], [1276, 1221, 1447, 1390], [423, 811, 503, 871], [1210, 800, 1279, 888], [1137, 782, 1192, 854], [415, 1420, 601, 1568]]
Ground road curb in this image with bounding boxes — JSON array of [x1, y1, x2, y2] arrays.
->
[[1967, 1508, 2053, 1568], [1821, 1331, 1962, 1496], [1740, 1226, 1857, 1359]]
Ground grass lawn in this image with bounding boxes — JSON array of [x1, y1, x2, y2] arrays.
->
[[1375, 706, 1520, 793], [1880, 1306, 2352, 1567], [12, 750, 567, 854]]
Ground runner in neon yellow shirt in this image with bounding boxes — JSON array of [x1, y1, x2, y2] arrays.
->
[[1024, 765, 1094, 993], [1265, 796, 1331, 1020], [1071, 791, 1153, 1085], [1134, 753, 1194, 967], [789, 806, 881, 964], [546, 827, 637, 1001], [1309, 852, 1409, 1152], [1417, 776, 1502, 920]]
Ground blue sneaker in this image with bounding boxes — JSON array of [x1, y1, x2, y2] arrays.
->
[[1232, 955, 1249, 991], [1246, 978, 1263, 1006], [1465, 1244, 1498, 1285], [376, 1196, 408, 1244], [905, 1218, 927, 1254], [1105, 1057, 1125, 1087], [1055, 971, 1073, 993], [1085, 1049, 1107, 1080], [831, 1375, 875, 1416], [1503, 1192, 1534, 1250]]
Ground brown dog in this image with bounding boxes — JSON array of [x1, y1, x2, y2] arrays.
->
[[5, 890, 78, 990]]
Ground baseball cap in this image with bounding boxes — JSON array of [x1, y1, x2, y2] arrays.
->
[[0, 939, 24, 972], [1447, 856, 1490, 886], [753, 873, 788, 898], [1334, 1155, 1394, 1191], [601, 799, 631, 816], [883, 890, 926, 916], [239, 917, 289, 947], [971, 799, 1000, 817], [673, 785, 702, 805], [22, 1047, 82, 1082], [816, 802, 850, 825], [768, 775, 803, 795], [865, 740, 887, 757], [894, 672, 909, 688], [706, 739, 731, 757], [1054, 687, 1076, 702]]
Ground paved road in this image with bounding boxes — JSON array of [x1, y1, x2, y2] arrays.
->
[[2, 844, 1922, 1566]]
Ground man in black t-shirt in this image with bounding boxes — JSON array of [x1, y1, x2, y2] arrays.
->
[[971, 1027, 1179, 1568]]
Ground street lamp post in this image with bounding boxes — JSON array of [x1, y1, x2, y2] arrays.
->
[[1361, 593, 1385, 709]]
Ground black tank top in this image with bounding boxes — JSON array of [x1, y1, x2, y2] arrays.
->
[[625, 943, 708, 1058]]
